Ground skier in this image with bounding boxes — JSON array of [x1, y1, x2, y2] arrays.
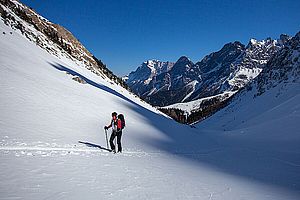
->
[[104, 112, 125, 153]]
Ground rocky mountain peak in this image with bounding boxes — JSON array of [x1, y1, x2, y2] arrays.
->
[[294, 31, 300, 41], [223, 41, 245, 51], [173, 56, 193, 68], [245, 31, 300, 96], [177, 56, 191, 63], [171, 56, 194, 77], [279, 34, 292, 44]]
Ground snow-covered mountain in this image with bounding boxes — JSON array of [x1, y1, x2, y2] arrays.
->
[[198, 31, 300, 139], [127, 60, 174, 96], [127, 37, 288, 109], [194, 37, 287, 99], [162, 35, 298, 123], [256, 33, 300, 95], [127, 56, 199, 106]]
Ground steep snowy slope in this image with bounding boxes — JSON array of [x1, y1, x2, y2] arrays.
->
[[196, 76, 300, 196], [0, 19, 168, 151], [0, 17, 209, 199]]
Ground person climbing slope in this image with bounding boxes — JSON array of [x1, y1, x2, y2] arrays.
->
[[104, 112, 125, 153]]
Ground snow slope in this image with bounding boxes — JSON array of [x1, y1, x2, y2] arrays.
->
[[164, 91, 235, 115], [1, 15, 300, 200], [196, 81, 300, 198]]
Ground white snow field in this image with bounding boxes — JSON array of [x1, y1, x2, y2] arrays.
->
[[1, 20, 300, 200]]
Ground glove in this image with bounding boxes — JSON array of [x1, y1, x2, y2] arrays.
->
[[104, 126, 108, 130]]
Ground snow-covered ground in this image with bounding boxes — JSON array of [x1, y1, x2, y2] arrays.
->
[[163, 91, 235, 114], [1, 18, 300, 200], [196, 77, 300, 198]]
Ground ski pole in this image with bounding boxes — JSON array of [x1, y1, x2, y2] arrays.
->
[[115, 132, 117, 152], [105, 129, 109, 149]]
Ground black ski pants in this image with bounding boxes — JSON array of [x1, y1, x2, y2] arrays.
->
[[109, 130, 122, 152]]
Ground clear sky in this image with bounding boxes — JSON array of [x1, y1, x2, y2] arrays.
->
[[20, 0, 300, 76]]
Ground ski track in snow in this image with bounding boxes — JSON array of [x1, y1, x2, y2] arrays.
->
[[0, 143, 224, 157], [0, 144, 147, 157], [2, 143, 299, 171]]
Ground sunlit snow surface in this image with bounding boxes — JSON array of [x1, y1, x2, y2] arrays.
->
[[1, 19, 300, 200]]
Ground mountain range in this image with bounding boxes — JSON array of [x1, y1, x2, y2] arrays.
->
[[126, 32, 296, 122], [127, 35, 291, 106], [167, 31, 300, 123]]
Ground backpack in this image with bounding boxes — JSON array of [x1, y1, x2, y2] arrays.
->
[[118, 114, 125, 130]]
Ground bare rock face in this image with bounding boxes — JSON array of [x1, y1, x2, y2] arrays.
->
[[72, 76, 87, 84], [127, 60, 175, 96], [256, 32, 300, 95]]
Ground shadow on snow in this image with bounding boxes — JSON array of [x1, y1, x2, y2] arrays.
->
[[50, 62, 300, 195], [78, 141, 112, 152]]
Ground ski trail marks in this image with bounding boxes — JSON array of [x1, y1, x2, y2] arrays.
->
[[0, 144, 223, 158]]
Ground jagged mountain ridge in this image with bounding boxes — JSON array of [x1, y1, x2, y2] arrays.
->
[[0, 0, 127, 88], [127, 35, 289, 107], [256, 32, 300, 95], [127, 60, 174, 96], [199, 31, 300, 129], [164, 31, 299, 124], [145, 56, 201, 106]]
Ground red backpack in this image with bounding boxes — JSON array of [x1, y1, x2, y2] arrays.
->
[[118, 114, 125, 130]]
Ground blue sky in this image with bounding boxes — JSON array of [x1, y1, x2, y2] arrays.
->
[[21, 0, 300, 76]]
